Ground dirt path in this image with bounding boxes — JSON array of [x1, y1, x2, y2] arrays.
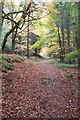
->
[[2, 59, 78, 119]]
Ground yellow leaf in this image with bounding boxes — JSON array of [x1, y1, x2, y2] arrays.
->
[[20, 18, 24, 22]]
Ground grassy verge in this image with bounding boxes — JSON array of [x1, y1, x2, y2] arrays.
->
[[48, 59, 78, 67]]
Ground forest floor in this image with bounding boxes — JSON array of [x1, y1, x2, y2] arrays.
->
[[1, 55, 79, 119]]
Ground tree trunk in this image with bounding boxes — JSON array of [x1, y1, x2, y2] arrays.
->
[[27, 10, 30, 58], [78, 2, 80, 80], [78, 2, 80, 50], [12, 27, 15, 52], [75, 31, 78, 48], [0, 2, 3, 52], [57, 26, 62, 61], [61, 27, 65, 62], [66, 12, 71, 53], [67, 28, 71, 52], [11, 6, 15, 53], [12, 27, 18, 53]]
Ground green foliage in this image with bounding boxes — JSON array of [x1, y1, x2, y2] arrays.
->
[[1, 91, 5, 95], [2, 54, 26, 72], [64, 50, 78, 63], [2, 56, 6, 61], [48, 59, 78, 67], [31, 36, 45, 54], [4, 63, 14, 70], [12, 58, 21, 63], [29, 32, 40, 45], [5, 81, 10, 86], [31, 56, 39, 63], [2, 56, 14, 70], [20, 56, 25, 61], [6, 58, 12, 63], [2, 56, 12, 64]]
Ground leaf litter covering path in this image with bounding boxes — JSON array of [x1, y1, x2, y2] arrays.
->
[[2, 59, 79, 119]]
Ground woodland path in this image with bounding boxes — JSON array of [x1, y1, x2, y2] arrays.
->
[[2, 58, 78, 119]]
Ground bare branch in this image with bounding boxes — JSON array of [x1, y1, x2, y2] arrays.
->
[[2, 10, 17, 24], [7, 10, 24, 15]]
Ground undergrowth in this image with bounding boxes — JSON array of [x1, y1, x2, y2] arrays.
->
[[48, 59, 78, 67]]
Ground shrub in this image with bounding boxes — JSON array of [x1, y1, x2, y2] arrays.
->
[[64, 50, 78, 64]]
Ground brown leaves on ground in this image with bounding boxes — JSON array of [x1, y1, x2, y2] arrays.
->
[[1, 56, 79, 119]]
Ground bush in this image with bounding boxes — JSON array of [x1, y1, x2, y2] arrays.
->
[[64, 50, 78, 64]]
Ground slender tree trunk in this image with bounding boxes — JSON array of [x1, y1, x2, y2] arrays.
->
[[77, 5, 80, 51], [0, 2, 3, 52], [57, 26, 62, 61], [75, 31, 78, 48], [12, 25, 15, 52], [12, 27, 18, 52], [27, 10, 30, 58], [67, 28, 70, 52], [11, 6, 15, 53], [66, 12, 71, 52], [78, 2, 80, 80], [61, 27, 65, 62]]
